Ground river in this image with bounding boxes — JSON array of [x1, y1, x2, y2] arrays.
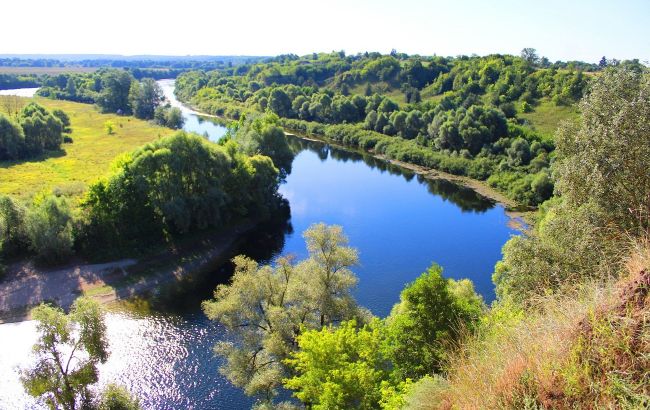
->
[[0, 82, 516, 409]]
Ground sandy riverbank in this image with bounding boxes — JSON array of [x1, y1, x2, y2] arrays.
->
[[0, 221, 257, 323]]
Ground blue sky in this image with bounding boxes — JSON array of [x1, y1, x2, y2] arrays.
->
[[2, 0, 648, 63]]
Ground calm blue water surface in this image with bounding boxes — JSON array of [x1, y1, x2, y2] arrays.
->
[[0, 83, 516, 409]]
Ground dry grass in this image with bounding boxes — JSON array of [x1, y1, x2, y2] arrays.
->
[[0, 96, 173, 204], [406, 243, 650, 409]]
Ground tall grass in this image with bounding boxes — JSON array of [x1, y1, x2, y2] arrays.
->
[[406, 243, 650, 409]]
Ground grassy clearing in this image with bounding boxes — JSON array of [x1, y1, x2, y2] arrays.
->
[[0, 66, 97, 74], [0, 96, 173, 203], [519, 98, 579, 139]]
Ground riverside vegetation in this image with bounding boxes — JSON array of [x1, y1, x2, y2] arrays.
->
[[0, 102, 290, 272], [200, 67, 650, 408], [174, 50, 643, 207], [3, 56, 649, 409]]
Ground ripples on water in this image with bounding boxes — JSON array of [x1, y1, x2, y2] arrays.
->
[[0, 313, 253, 409]]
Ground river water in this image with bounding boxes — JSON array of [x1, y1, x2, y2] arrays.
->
[[0, 82, 516, 409]]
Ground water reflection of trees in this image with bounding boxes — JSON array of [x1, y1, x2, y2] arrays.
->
[[287, 135, 494, 213], [153, 202, 293, 314]]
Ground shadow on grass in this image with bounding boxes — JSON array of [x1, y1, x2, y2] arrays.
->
[[0, 148, 67, 168]]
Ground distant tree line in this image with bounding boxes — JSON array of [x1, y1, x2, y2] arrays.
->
[[173, 51, 608, 205], [37, 69, 184, 129]]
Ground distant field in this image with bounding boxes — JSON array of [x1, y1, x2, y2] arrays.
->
[[519, 98, 580, 138], [0, 97, 173, 203], [0, 66, 97, 74]]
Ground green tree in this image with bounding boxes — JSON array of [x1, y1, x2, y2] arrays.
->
[[97, 384, 141, 410], [25, 195, 74, 264], [20, 297, 108, 410], [268, 88, 292, 118], [506, 137, 531, 166], [554, 68, 650, 234], [52, 109, 72, 133], [384, 264, 484, 379], [103, 121, 115, 135], [0, 194, 27, 256], [83, 132, 279, 243], [65, 77, 77, 97], [164, 107, 184, 129], [20, 102, 64, 154], [520, 48, 539, 64], [494, 69, 650, 304], [128, 78, 164, 120], [0, 112, 25, 160], [202, 224, 362, 403], [232, 114, 294, 176], [285, 320, 388, 410], [97, 70, 134, 114]]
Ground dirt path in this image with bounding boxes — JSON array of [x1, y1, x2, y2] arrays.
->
[[0, 221, 257, 323], [0, 259, 136, 322]]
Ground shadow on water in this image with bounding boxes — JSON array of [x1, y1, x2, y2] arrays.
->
[[152, 203, 293, 314], [287, 135, 495, 213]]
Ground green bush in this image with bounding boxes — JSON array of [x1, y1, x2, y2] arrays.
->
[[25, 195, 74, 264]]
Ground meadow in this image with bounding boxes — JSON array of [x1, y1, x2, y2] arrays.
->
[[0, 96, 173, 203]]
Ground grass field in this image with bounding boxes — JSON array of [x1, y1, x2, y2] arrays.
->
[[0, 96, 173, 203], [0, 66, 97, 74], [519, 98, 580, 138]]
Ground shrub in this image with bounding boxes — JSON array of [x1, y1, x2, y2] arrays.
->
[[25, 195, 74, 264], [104, 120, 115, 135], [98, 384, 141, 410]]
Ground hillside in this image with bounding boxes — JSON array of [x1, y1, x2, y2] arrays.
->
[[173, 52, 619, 207]]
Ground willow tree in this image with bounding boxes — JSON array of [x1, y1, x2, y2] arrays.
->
[[21, 297, 109, 410], [202, 223, 365, 403], [494, 68, 650, 304]]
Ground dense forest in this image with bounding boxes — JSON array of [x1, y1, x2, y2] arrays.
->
[[174, 50, 643, 206]]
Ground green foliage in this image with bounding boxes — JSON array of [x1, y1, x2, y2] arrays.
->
[[554, 68, 650, 234], [83, 131, 280, 243], [97, 384, 141, 410], [25, 194, 74, 264], [128, 78, 164, 120], [202, 223, 363, 403], [284, 320, 389, 410], [20, 102, 65, 153], [231, 114, 294, 175], [0, 103, 67, 160], [20, 297, 109, 410], [52, 109, 72, 133], [495, 68, 650, 305], [173, 51, 592, 206], [0, 194, 27, 257], [0, 113, 26, 159], [103, 120, 115, 135], [384, 264, 485, 379], [97, 70, 134, 114], [153, 106, 184, 129]]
